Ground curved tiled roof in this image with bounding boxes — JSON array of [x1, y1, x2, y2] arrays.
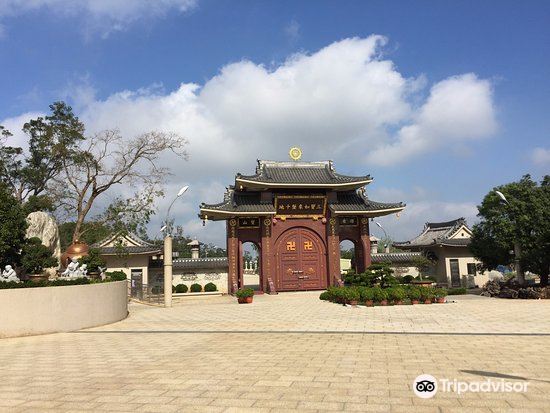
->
[[395, 217, 472, 249], [200, 189, 276, 219], [236, 160, 372, 189], [200, 188, 404, 220], [329, 191, 404, 215], [371, 252, 422, 263], [173, 257, 228, 270]]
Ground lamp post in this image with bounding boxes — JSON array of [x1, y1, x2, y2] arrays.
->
[[162, 185, 189, 308], [375, 221, 390, 253], [495, 190, 524, 284]]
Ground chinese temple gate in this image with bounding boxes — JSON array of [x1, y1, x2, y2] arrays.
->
[[199, 152, 405, 294]]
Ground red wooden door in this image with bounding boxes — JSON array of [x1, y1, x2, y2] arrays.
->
[[276, 228, 327, 291]]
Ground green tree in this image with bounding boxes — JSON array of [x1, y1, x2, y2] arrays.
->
[[58, 221, 111, 250], [0, 102, 84, 203], [470, 175, 550, 286], [0, 184, 28, 267], [20, 237, 58, 275], [411, 255, 435, 281]]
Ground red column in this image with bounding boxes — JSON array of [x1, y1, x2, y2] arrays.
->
[[327, 217, 341, 286], [359, 217, 372, 271], [260, 217, 275, 293], [227, 218, 239, 294]]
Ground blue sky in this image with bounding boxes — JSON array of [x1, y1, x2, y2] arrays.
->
[[1, 0, 549, 244]]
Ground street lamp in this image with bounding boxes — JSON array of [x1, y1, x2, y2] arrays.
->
[[162, 184, 189, 308], [375, 221, 390, 253], [495, 190, 524, 284]]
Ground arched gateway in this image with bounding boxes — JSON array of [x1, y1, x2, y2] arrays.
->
[[199, 154, 405, 294]]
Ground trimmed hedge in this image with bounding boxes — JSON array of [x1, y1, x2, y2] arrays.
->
[[447, 287, 468, 295], [320, 285, 447, 305], [204, 282, 217, 292], [175, 284, 188, 293], [190, 283, 202, 293]]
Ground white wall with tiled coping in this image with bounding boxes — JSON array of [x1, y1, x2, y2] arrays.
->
[[0, 281, 128, 338]]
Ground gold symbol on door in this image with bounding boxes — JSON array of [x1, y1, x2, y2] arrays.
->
[[303, 241, 313, 251], [286, 241, 296, 251]]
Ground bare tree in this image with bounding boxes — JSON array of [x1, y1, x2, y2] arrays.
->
[[55, 129, 187, 244]]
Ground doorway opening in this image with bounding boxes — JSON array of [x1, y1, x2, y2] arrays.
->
[[241, 241, 261, 291]]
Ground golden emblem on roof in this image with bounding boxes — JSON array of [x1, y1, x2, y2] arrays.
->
[[289, 146, 302, 161]]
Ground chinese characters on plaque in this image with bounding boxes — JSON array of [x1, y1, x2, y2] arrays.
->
[[238, 217, 259, 228], [338, 216, 358, 226], [275, 196, 326, 218]]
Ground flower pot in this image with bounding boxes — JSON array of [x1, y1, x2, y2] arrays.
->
[[28, 274, 49, 283], [411, 300, 419, 305], [436, 297, 445, 303], [365, 300, 374, 307], [379, 300, 388, 306], [394, 300, 404, 305], [349, 300, 359, 306], [423, 299, 432, 304], [238, 296, 253, 304]]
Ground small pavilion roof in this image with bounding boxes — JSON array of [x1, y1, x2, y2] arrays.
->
[[235, 160, 372, 190], [394, 218, 472, 250], [92, 231, 161, 255]]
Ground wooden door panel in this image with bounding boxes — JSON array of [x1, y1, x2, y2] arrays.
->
[[276, 227, 327, 291]]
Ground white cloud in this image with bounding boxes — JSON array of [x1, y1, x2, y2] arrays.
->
[[284, 19, 300, 42], [366, 73, 497, 165], [0, 0, 197, 38], [374, 201, 479, 242], [531, 147, 550, 166], [1, 36, 495, 244]]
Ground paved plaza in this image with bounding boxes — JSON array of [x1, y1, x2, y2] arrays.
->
[[0, 292, 549, 412]]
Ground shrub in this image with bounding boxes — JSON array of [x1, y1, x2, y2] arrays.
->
[[319, 291, 331, 301], [175, 284, 188, 293], [107, 271, 127, 281], [419, 287, 435, 301], [343, 263, 397, 287], [79, 248, 106, 273], [204, 282, 217, 292], [190, 283, 202, 293], [235, 287, 254, 298], [402, 275, 414, 284], [388, 286, 406, 302], [357, 286, 374, 302], [447, 287, 468, 295], [345, 287, 360, 303], [407, 286, 422, 301], [20, 237, 58, 275], [434, 288, 448, 298], [371, 286, 387, 303]]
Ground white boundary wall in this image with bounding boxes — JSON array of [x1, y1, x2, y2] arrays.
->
[[0, 281, 128, 338]]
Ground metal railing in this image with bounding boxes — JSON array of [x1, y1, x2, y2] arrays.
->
[[129, 283, 164, 305]]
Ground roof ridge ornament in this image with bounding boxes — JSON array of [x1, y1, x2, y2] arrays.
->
[[289, 146, 302, 161]]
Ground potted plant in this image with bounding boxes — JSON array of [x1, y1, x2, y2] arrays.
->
[[346, 287, 360, 306], [235, 287, 254, 303], [21, 237, 58, 283], [372, 286, 388, 306], [420, 287, 434, 304], [408, 286, 421, 304], [389, 286, 406, 305], [360, 287, 375, 307], [434, 288, 447, 303]]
